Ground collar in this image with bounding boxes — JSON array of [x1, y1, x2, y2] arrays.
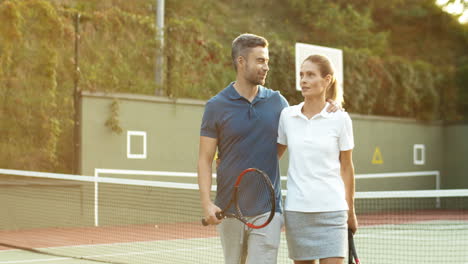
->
[[291, 102, 332, 119], [227, 82, 266, 101]]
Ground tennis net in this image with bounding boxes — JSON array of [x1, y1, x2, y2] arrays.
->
[[0, 168, 467, 264]]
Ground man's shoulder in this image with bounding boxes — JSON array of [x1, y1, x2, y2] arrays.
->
[[261, 86, 289, 108], [261, 86, 282, 98], [206, 94, 222, 105], [205, 86, 231, 106]]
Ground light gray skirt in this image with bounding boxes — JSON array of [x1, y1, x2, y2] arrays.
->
[[284, 210, 348, 261]]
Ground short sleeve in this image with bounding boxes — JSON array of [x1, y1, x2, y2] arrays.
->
[[279, 92, 290, 109], [339, 112, 354, 151], [200, 101, 218, 138], [277, 108, 288, 145]]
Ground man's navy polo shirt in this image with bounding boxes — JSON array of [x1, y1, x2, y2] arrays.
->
[[200, 82, 289, 216]]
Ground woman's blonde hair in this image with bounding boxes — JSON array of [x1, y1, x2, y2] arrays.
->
[[303, 54, 343, 107]]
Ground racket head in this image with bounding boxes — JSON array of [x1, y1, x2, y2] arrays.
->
[[233, 168, 276, 229]]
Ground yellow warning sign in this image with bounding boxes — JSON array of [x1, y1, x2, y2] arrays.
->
[[372, 147, 383, 164]]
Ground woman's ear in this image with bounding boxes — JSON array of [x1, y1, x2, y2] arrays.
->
[[325, 74, 333, 88]]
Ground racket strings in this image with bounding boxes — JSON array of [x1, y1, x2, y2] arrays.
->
[[236, 170, 274, 223]]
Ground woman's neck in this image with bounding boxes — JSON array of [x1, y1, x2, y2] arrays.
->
[[302, 96, 326, 119]]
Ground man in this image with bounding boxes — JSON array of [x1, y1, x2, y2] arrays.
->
[[198, 33, 338, 264]]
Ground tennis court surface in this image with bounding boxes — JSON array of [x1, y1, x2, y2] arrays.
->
[[1, 169, 467, 264]]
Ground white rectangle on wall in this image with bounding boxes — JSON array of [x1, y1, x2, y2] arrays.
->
[[413, 144, 425, 165], [127, 131, 147, 159]]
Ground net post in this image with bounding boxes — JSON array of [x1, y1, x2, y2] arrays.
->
[[94, 168, 99, 226], [436, 171, 441, 208]]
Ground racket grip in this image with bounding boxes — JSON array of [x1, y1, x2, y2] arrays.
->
[[201, 212, 224, 226], [215, 212, 224, 220]]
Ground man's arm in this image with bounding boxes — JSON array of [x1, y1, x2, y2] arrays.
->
[[198, 136, 222, 225], [340, 150, 358, 233], [277, 143, 287, 160]]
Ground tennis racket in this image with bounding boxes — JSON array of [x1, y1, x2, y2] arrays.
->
[[348, 229, 361, 264], [201, 168, 276, 229]]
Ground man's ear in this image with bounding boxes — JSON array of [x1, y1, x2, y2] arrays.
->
[[237, 56, 245, 69]]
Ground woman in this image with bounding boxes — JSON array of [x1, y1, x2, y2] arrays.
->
[[277, 54, 357, 264]]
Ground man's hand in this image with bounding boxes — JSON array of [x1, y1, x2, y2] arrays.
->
[[326, 99, 343, 113], [203, 201, 223, 225]]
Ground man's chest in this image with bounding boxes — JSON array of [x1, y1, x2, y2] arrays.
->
[[218, 102, 281, 139]]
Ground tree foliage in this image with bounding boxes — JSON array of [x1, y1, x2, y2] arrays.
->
[[0, 0, 66, 171], [0, 0, 466, 172]]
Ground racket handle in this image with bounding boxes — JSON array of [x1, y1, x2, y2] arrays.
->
[[348, 229, 354, 264], [201, 212, 224, 226], [215, 212, 224, 220]]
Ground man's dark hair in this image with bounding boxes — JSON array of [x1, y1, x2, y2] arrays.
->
[[231, 33, 268, 71]]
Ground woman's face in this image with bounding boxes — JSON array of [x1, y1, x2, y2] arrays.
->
[[299, 60, 330, 98]]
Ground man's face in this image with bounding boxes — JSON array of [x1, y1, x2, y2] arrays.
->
[[240, 47, 269, 86]]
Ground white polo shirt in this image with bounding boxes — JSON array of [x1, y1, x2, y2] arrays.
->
[[277, 102, 354, 212]]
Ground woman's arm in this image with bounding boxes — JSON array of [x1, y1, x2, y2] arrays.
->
[[340, 149, 358, 233]]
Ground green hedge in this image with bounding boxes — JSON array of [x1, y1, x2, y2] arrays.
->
[[0, 0, 465, 172]]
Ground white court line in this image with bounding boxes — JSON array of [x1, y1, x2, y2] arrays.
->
[[358, 222, 468, 241], [0, 258, 67, 264], [360, 222, 468, 233], [0, 245, 222, 264], [0, 236, 220, 252], [359, 233, 468, 241], [361, 222, 468, 230]]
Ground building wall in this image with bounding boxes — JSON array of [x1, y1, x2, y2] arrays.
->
[[443, 123, 468, 188], [81, 92, 463, 190]]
